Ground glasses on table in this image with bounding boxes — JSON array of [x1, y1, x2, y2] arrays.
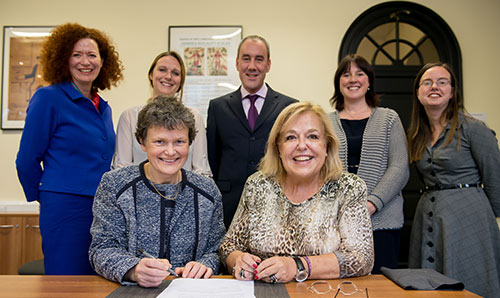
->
[[308, 280, 368, 297]]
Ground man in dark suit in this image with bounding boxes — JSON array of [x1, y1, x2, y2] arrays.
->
[[207, 35, 298, 228]]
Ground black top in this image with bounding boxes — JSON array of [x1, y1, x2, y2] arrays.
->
[[341, 118, 369, 174]]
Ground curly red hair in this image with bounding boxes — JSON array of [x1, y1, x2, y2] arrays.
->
[[40, 23, 123, 90]]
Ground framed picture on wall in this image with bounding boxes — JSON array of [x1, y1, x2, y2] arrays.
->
[[1, 26, 53, 130], [169, 25, 242, 123]]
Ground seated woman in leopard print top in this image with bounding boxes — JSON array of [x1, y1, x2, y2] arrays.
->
[[219, 102, 374, 283]]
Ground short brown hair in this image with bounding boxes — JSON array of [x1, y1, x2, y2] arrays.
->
[[259, 102, 342, 183], [135, 96, 197, 145], [147, 51, 186, 101], [237, 35, 270, 60], [40, 23, 123, 90], [330, 54, 379, 110]]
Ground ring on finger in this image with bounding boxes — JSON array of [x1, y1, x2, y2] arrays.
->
[[239, 269, 245, 278], [270, 274, 278, 284]]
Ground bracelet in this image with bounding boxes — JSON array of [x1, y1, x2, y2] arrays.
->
[[303, 256, 312, 276]]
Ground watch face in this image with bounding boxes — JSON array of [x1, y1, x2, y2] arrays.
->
[[296, 270, 308, 282]]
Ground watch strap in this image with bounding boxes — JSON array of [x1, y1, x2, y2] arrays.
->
[[303, 255, 312, 275], [293, 256, 308, 282], [293, 256, 305, 272]]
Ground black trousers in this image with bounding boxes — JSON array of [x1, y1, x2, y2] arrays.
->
[[372, 229, 401, 274]]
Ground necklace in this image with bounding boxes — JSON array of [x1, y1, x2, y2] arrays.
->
[[342, 106, 371, 120], [146, 163, 181, 200]]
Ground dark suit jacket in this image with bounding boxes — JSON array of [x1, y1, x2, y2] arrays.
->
[[207, 85, 298, 228]]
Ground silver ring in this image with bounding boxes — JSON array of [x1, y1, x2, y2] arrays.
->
[[239, 269, 245, 278], [270, 274, 278, 284]]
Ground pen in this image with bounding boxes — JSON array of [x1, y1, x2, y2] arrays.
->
[[138, 248, 179, 277]]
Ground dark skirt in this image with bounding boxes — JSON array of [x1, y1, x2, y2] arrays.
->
[[39, 191, 95, 275]]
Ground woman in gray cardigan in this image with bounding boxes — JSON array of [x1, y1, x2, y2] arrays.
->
[[89, 96, 225, 287], [328, 54, 409, 273]]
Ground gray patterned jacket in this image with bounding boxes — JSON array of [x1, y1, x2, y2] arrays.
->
[[89, 162, 225, 284]]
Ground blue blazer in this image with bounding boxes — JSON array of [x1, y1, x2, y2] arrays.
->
[[16, 81, 115, 202]]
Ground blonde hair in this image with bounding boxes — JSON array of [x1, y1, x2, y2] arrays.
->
[[259, 102, 343, 184]]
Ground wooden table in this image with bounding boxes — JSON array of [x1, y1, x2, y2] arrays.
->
[[0, 274, 480, 297]]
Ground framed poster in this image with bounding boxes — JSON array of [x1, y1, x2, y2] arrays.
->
[[169, 26, 242, 122], [1, 26, 53, 130]]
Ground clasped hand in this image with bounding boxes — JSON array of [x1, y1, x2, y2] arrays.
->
[[128, 258, 212, 287], [234, 253, 296, 283]]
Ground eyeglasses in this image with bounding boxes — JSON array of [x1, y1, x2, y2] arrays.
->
[[308, 280, 368, 297], [419, 78, 451, 88], [308, 280, 332, 295]]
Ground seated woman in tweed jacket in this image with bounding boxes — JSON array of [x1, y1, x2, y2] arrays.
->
[[89, 96, 225, 287]]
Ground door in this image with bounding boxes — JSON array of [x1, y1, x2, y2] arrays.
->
[[339, 1, 462, 267]]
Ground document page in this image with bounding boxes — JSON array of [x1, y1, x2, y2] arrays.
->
[[157, 278, 255, 298]]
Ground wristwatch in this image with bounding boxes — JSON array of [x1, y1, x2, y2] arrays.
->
[[293, 256, 308, 282]]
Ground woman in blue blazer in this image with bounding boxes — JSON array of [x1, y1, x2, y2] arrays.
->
[[15, 23, 123, 274]]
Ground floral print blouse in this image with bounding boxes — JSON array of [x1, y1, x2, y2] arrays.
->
[[219, 171, 374, 278]]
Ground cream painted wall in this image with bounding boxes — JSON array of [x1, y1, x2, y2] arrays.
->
[[1, 0, 499, 203]]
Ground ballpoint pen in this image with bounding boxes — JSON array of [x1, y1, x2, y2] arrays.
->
[[138, 248, 179, 277]]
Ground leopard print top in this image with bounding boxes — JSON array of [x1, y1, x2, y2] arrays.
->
[[219, 171, 374, 278]]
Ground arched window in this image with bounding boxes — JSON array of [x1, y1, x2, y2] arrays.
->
[[357, 12, 439, 66]]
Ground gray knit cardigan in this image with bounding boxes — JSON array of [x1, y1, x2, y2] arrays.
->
[[89, 162, 225, 284], [329, 107, 409, 230]]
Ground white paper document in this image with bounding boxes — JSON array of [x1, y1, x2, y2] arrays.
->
[[157, 278, 255, 298]]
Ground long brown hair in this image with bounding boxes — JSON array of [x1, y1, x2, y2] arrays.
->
[[407, 63, 463, 163]]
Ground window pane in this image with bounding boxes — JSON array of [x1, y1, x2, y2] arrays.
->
[[399, 23, 425, 45], [399, 43, 412, 61], [357, 21, 439, 67], [420, 38, 439, 64], [369, 23, 395, 44], [375, 49, 393, 65], [405, 51, 421, 65], [357, 37, 377, 63]]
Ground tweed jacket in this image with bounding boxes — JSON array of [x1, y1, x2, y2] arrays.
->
[[329, 107, 409, 230], [89, 162, 225, 284]]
